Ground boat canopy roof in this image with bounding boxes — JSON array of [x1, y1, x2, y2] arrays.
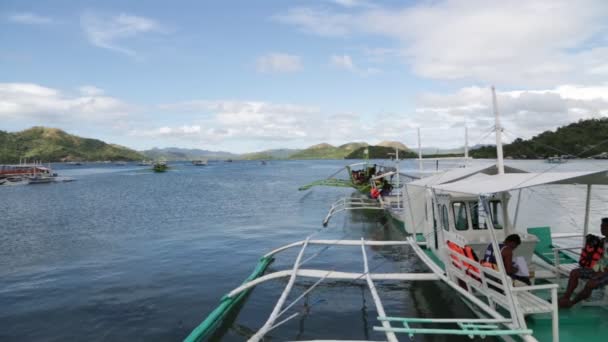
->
[[432, 170, 608, 195], [408, 164, 527, 187]]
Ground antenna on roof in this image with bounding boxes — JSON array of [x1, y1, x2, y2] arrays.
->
[[491, 86, 505, 174]]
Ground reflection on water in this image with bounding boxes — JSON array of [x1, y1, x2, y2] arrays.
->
[[1, 159, 607, 341]]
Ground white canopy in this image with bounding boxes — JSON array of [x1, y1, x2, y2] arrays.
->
[[432, 170, 608, 195], [408, 164, 527, 187]]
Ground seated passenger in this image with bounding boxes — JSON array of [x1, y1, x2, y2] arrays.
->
[[380, 179, 393, 196], [559, 218, 608, 308], [482, 234, 531, 285]]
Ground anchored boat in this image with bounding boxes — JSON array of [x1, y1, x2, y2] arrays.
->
[[186, 87, 608, 342], [153, 161, 169, 172]]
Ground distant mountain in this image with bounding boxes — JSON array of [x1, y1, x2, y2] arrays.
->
[[0, 127, 143, 163], [345, 146, 416, 159], [288, 141, 412, 160], [241, 148, 301, 160], [376, 141, 409, 151], [288, 143, 351, 159], [338, 142, 369, 151], [141, 147, 238, 161], [420, 147, 465, 155], [471, 118, 608, 159]]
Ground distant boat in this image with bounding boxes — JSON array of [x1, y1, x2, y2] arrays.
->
[[225, 159, 233, 163], [67, 161, 82, 166], [115, 161, 127, 166], [546, 155, 566, 163], [153, 161, 169, 172], [261, 160, 267, 165], [138, 160, 153, 166], [192, 159, 208, 166], [26, 174, 54, 184]]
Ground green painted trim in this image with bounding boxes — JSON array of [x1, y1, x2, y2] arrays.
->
[[386, 212, 407, 234], [424, 249, 445, 270], [527, 226, 578, 265], [184, 256, 274, 342]]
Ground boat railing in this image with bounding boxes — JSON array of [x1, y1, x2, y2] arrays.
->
[[445, 247, 559, 342], [223, 238, 439, 342], [322, 197, 383, 226]]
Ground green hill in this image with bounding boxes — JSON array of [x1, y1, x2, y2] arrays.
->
[[471, 118, 608, 159], [141, 147, 238, 161], [288, 143, 349, 159], [241, 148, 302, 160], [345, 146, 417, 159], [0, 127, 143, 163]]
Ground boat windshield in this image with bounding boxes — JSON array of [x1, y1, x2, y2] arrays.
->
[[470, 200, 503, 230]]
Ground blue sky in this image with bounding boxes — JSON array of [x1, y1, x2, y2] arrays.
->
[[2, 0, 608, 152]]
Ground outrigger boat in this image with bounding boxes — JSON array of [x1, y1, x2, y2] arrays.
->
[[153, 160, 169, 172], [186, 87, 608, 342]]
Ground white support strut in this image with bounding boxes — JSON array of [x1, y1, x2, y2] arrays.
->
[[264, 240, 415, 258], [360, 238, 398, 342], [228, 270, 439, 298], [249, 238, 310, 342]]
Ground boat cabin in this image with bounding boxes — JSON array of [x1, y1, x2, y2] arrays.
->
[[430, 191, 538, 266]]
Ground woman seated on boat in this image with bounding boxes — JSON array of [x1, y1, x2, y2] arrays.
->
[[559, 218, 608, 308], [482, 234, 531, 285]]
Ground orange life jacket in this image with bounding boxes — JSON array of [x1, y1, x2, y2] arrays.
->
[[370, 188, 380, 199], [447, 241, 479, 274], [579, 234, 605, 268]]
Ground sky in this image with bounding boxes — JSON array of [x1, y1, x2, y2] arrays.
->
[[2, 0, 608, 153]]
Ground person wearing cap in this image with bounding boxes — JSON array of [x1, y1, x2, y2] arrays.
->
[[559, 218, 608, 308]]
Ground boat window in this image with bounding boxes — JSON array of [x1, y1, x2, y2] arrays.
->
[[489, 200, 504, 229], [470, 202, 481, 229], [470, 201, 503, 230], [441, 204, 449, 231], [452, 202, 468, 231]]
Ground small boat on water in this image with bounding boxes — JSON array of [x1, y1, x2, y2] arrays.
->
[[26, 174, 54, 184], [115, 161, 127, 166], [153, 161, 169, 172], [546, 156, 567, 164], [138, 160, 153, 166], [192, 159, 208, 166]]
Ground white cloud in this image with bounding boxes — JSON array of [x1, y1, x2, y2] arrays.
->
[[0, 83, 131, 124], [8, 12, 53, 25], [78, 85, 104, 96], [274, 8, 353, 37], [330, 54, 380, 76], [256, 53, 302, 73], [330, 54, 355, 70], [277, 1, 608, 85], [409, 85, 608, 146], [80, 12, 164, 56], [329, 0, 370, 8]]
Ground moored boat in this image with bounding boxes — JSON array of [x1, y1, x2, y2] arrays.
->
[[186, 86, 608, 342], [192, 159, 208, 166], [153, 161, 169, 172]]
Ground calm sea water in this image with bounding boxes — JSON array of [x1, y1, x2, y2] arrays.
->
[[2, 159, 607, 341]]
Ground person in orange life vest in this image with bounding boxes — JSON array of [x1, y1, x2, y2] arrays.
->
[[482, 234, 531, 285], [559, 218, 608, 308]]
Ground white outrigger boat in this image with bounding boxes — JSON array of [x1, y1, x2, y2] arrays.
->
[[185, 87, 608, 342]]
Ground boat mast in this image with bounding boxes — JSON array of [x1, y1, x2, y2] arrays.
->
[[464, 126, 469, 166], [396, 146, 400, 209], [417, 127, 422, 171], [491, 86, 505, 174]]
